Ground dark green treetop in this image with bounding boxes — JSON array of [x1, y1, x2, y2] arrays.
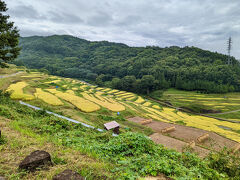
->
[[0, 0, 20, 68]]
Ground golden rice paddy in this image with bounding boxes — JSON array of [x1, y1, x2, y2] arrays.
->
[[143, 102, 151, 107], [135, 96, 145, 104], [6, 81, 35, 101], [152, 105, 161, 109], [47, 89, 100, 112], [82, 92, 125, 112], [34, 88, 63, 105], [107, 89, 119, 94], [44, 80, 61, 84]]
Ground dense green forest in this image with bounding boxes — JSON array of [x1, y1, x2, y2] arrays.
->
[[15, 35, 240, 94]]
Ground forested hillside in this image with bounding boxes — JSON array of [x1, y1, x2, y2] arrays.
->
[[15, 35, 240, 94]]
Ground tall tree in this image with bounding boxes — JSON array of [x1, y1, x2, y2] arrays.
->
[[0, 0, 20, 68]]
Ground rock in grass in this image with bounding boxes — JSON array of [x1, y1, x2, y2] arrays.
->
[[19, 150, 52, 172], [0, 176, 5, 180], [53, 169, 85, 180]]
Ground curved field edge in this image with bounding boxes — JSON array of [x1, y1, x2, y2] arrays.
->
[[0, 92, 239, 179]]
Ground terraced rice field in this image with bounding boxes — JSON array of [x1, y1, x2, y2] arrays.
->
[[82, 92, 125, 112], [6, 81, 35, 100], [160, 88, 240, 121], [34, 88, 63, 105], [47, 89, 100, 112], [1, 70, 240, 143]]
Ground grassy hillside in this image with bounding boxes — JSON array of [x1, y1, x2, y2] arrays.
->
[[15, 35, 240, 94], [1, 67, 240, 179]]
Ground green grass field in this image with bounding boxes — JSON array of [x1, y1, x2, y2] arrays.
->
[[158, 88, 240, 121]]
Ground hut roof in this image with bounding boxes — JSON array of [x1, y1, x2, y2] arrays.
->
[[104, 121, 120, 130]]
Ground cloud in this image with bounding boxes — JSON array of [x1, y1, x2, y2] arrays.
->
[[86, 11, 113, 26], [4, 0, 240, 59], [8, 4, 46, 20], [48, 11, 83, 24]]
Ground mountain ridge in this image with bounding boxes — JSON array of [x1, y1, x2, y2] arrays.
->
[[15, 34, 240, 94]]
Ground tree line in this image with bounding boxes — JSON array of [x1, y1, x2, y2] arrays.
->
[[15, 35, 240, 94]]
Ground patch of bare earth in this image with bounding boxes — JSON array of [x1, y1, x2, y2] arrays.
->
[[128, 116, 238, 157]]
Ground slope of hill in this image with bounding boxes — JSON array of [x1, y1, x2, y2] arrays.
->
[[1, 67, 240, 179], [15, 35, 240, 94]]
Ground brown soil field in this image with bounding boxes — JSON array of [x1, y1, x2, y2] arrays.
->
[[128, 116, 239, 156]]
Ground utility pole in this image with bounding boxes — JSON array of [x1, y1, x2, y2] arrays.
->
[[227, 37, 232, 65]]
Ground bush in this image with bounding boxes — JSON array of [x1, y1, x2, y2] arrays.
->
[[97, 132, 223, 179], [207, 147, 240, 178]]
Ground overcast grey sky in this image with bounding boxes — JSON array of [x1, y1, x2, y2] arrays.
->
[[4, 0, 240, 59]]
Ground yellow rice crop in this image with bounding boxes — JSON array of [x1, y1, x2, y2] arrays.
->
[[141, 106, 169, 122], [152, 105, 161, 109], [66, 90, 75, 95], [62, 85, 67, 88], [87, 89, 95, 93], [82, 92, 125, 112], [220, 103, 239, 106], [118, 94, 135, 99], [146, 113, 169, 122], [6, 82, 35, 101], [96, 91, 104, 96], [117, 92, 134, 97], [96, 87, 104, 91], [46, 89, 100, 112], [135, 96, 145, 104], [108, 89, 119, 94], [181, 99, 195, 102], [72, 87, 78, 90], [34, 88, 63, 105], [147, 107, 176, 122], [113, 91, 127, 95], [195, 97, 224, 100], [101, 88, 111, 92], [143, 102, 151, 107], [21, 75, 42, 78], [126, 96, 137, 101], [140, 103, 240, 142], [79, 85, 88, 90]]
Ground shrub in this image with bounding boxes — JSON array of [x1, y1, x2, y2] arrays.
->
[[207, 147, 240, 178]]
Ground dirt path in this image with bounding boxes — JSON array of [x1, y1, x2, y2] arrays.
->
[[0, 71, 23, 79], [128, 116, 239, 157]]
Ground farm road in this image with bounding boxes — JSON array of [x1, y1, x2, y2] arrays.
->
[[0, 72, 23, 78]]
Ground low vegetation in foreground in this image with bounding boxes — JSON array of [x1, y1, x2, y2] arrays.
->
[[0, 91, 240, 179]]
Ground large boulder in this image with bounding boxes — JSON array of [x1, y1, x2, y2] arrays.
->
[[53, 169, 85, 180], [19, 150, 52, 172]]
